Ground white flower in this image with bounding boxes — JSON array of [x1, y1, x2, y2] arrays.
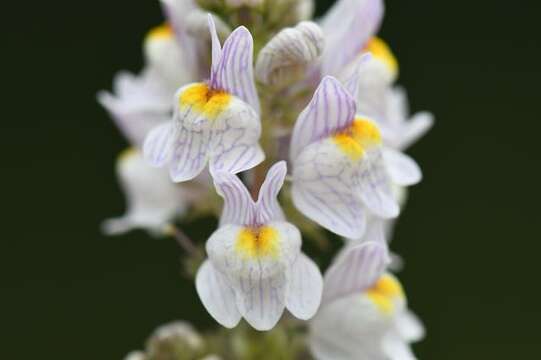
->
[[196, 162, 323, 331], [97, 69, 171, 148], [101, 149, 194, 235], [310, 242, 424, 360], [290, 76, 400, 239], [144, 15, 264, 182]]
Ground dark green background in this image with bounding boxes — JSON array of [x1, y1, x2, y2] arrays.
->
[[3, 0, 540, 358]]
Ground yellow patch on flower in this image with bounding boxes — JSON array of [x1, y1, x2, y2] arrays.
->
[[332, 118, 381, 160], [365, 37, 399, 75], [235, 226, 280, 259], [180, 83, 232, 120], [146, 23, 174, 42], [365, 274, 405, 315]]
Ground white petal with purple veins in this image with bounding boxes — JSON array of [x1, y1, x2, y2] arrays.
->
[[292, 139, 367, 238], [209, 97, 264, 175], [196, 260, 242, 329], [213, 171, 257, 227], [209, 18, 260, 113], [322, 241, 389, 306], [358, 150, 400, 218], [290, 76, 356, 161], [256, 161, 287, 224], [286, 253, 323, 320], [143, 121, 175, 167]]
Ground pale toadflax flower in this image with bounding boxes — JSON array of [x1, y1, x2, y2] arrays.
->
[[100, 149, 191, 235], [196, 161, 323, 331], [310, 241, 424, 360], [144, 15, 263, 182], [290, 76, 400, 239]]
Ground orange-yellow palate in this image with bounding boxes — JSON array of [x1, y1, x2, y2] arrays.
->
[[235, 226, 280, 259], [332, 117, 382, 160], [180, 83, 232, 119]]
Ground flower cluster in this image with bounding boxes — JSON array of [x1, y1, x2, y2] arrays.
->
[[99, 0, 433, 359]]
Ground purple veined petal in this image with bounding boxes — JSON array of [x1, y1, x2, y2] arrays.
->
[[285, 253, 323, 320], [320, 0, 384, 76], [212, 170, 256, 227], [342, 52, 373, 100], [208, 97, 264, 175], [382, 148, 422, 186], [143, 121, 175, 167], [208, 14, 223, 82], [322, 241, 390, 306], [196, 260, 242, 329], [290, 76, 357, 161], [168, 124, 212, 182], [358, 149, 400, 218], [291, 139, 367, 238], [212, 25, 260, 113], [255, 161, 287, 224]]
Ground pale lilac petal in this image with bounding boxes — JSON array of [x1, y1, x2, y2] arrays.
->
[[143, 122, 175, 167], [286, 253, 323, 320], [322, 241, 389, 306], [212, 171, 256, 227], [209, 97, 263, 175], [383, 148, 422, 186], [321, 0, 385, 75], [342, 52, 373, 101], [292, 139, 367, 238], [168, 123, 212, 182], [290, 76, 357, 161], [208, 14, 223, 80], [196, 260, 242, 328], [212, 26, 260, 113], [256, 161, 287, 224], [358, 150, 400, 218]]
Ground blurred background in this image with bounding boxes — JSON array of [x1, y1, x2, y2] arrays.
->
[[3, 0, 540, 358]]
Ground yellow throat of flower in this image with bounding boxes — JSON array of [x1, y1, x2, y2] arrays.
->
[[365, 274, 405, 315], [180, 83, 232, 119], [145, 23, 174, 42], [332, 117, 382, 160], [235, 226, 280, 259], [365, 37, 399, 76]]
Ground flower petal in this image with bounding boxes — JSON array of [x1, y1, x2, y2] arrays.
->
[[208, 14, 223, 79], [98, 69, 171, 147], [322, 241, 389, 306], [320, 0, 385, 76], [210, 24, 260, 113], [255, 21, 324, 87], [196, 260, 242, 328], [143, 121, 175, 167], [291, 139, 367, 238], [342, 52, 372, 100], [286, 253, 323, 320], [212, 171, 256, 227], [255, 161, 287, 224], [382, 331, 417, 360], [323, 241, 390, 305], [395, 310, 425, 343], [290, 76, 357, 161], [102, 149, 188, 235], [358, 150, 400, 218], [209, 97, 264, 175], [383, 148, 422, 186], [398, 111, 435, 150]]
